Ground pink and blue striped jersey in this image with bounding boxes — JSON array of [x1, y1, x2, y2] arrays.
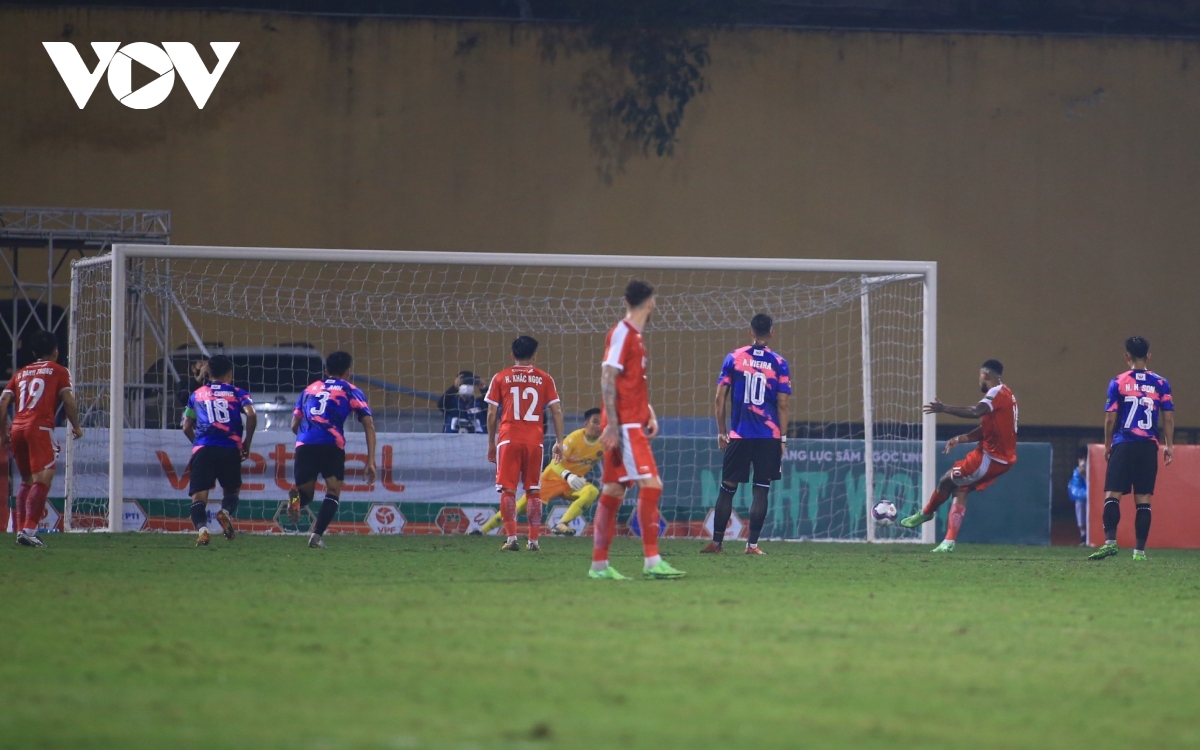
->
[[294, 378, 372, 449], [1106, 369, 1173, 445], [718, 345, 792, 439], [187, 383, 253, 452]]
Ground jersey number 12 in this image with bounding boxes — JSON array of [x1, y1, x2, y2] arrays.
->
[[509, 387, 540, 421]]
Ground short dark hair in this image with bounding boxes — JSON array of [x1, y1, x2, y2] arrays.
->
[[207, 354, 234, 379], [624, 279, 655, 308], [583, 407, 601, 421], [326, 351, 353, 376], [458, 369, 474, 380], [512, 336, 538, 360], [750, 313, 773, 337], [981, 359, 1004, 375], [30, 330, 58, 359], [1077, 446, 1088, 461], [1125, 336, 1150, 359]]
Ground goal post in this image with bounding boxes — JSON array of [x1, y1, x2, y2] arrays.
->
[[68, 244, 936, 544]]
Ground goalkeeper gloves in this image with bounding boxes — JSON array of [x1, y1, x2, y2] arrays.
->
[[562, 471, 588, 492]]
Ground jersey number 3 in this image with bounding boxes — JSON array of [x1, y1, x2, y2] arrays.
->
[[509, 386, 540, 421]]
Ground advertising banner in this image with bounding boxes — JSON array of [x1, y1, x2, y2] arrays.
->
[[1087, 443, 1200, 549]]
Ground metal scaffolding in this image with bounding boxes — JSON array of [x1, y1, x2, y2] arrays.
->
[[0, 206, 170, 379]]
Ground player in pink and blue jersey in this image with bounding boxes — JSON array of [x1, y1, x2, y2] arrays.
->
[[288, 351, 378, 549], [181, 355, 257, 546], [704, 314, 791, 555], [1090, 336, 1175, 561]]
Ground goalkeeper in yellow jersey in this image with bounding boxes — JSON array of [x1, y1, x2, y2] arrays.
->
[[479, 408, 604, 536]]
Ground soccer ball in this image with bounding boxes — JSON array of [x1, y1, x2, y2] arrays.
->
[[872, 501, 898, 527]]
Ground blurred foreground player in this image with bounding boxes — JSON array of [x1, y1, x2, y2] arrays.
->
[[478, 408, 603, 536], [181, 354, 257, 546], [485, 336, 565, 552], [0, 330, 83, 547], [703, 314, 790, 555], [1089, 336, 1173, 562], [900, 360, 1018, 552], [592, 280, 685, 580], [288, 351, 377, 548]]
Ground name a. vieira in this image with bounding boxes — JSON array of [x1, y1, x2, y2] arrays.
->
[[506, 374, 544, 384], [741, 359, 774, 370]]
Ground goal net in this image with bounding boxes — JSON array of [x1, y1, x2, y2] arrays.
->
[[67, 246, 935, 543]]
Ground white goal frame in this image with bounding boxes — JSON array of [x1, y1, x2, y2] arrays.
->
[[76, 244, 937, 543]]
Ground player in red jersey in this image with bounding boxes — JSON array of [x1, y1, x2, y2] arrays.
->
[[485, 336, 565, 552], [0, 330, 84, 547], [900, 359, 1018, 552], [591, 280, 685, 580]]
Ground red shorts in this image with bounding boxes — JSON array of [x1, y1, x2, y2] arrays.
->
[[495, 441, 544, 493], [951, 448, 1012, 491], [601, 424, 658, 485], [10, 427, 60, 477]]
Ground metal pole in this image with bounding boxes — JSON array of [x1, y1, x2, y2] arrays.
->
[[65, 260, 80, 531], [108, 248, 126, 532], [860, 279, 876, 542], [921, 264, 939, 545]]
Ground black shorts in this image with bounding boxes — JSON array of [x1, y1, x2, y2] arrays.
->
[[722, 438, 783, 485], [295, 444, 346, 486], [188, 446, 243, 496], [1104, 440, 1160, 496]]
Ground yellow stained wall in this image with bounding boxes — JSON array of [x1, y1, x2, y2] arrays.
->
[[2, 8, 1198, 425]]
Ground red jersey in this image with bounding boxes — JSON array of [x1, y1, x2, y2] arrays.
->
[[484, 365, 560, 446], [979, 384, 1018, 464], [601, 319, 650, 427], [3, 360, 73, 432]]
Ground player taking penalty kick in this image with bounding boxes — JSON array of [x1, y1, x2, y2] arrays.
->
[[181, 354, 257, 546], [900, 360, 1018, 552], [591, 280, 685, 580], [479, 408, 603, 536], [0, 330, 83, 547], [1089, 336, 1174, 562], [486, 336, 565, 552]]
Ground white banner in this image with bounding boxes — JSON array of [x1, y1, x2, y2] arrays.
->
[[69, 430, 502, 504]]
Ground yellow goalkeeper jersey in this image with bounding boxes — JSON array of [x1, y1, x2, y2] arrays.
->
[[543, 428, 604, 480]]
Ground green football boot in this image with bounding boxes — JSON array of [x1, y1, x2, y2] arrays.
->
[[932, 540, 955, 553], [900, 512, 934, 529], [1132, 550, 1147, 562], [643, 560, 687, 580], [1087, 541, 1119, 561], [588, 566, 629, 580]]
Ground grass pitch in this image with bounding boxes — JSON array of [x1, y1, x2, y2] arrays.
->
[[2, 535, 1199, 750]]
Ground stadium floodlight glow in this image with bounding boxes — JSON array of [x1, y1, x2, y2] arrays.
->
[[68, 244, 935, 544]]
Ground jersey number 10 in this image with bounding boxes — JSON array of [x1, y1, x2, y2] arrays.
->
[[742, 371, 768, 406]]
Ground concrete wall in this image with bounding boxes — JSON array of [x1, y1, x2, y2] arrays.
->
[[3, 8, 1199, 425]]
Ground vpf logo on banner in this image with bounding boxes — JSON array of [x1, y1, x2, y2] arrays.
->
[[43, 42, 239, 109]]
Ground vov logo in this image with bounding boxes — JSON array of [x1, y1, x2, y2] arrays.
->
[[43, 42, 239, 110]]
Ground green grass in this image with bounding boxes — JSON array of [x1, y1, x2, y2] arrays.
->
[[2, 535, 1199, 750]]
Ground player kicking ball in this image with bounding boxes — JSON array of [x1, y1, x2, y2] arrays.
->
[[900, 359, 1018, 552], [181, 355, 257, 546], [478, 408, 603, 537], [591, 280, 685, 580], [287, 351, 377, 548], [1089, 336, 1174, 562], [0, 330, 83, 547], [703, 313, 791, 555], [485, 336, 565, 552]]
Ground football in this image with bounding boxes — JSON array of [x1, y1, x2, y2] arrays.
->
[[872, 501, 898, 527]]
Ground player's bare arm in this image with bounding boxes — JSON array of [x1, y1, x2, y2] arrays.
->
[[60, 389, 84, 439], [646, 405, 659, 439], [1162, 411, 1175, 465], [290, 412, 302, 436], [945, 425, 983, 453], [923, 397, 989, 420], [486, 402, 499, 463], [241, 404, 258, 460], [361, 414, 378, 484], [182, 414, 197, 443], [1103, 410, 1117, 461], [777, 392, 790, 455], [600, 364, 620, 451], [549, 401, 565, 463], [0, 391, 12, 446], [714, 382, 730, 450]]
